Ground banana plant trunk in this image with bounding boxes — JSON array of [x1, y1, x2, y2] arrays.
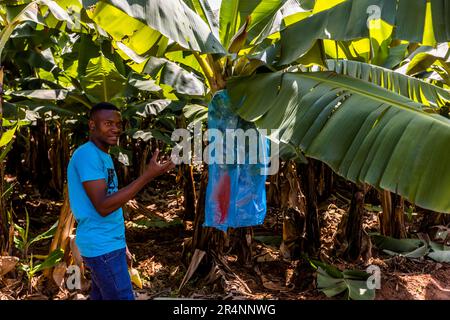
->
[[317, 162, 334, 203], [345, 186, 366, 261], [181, 164, 196, 222], [229, 227, 253, 266], [29, 119, 52, 196], [380, 190, 407, 238], [44, 185, 75, 279], [335, 184, 368, 262], [280, 161, 307, 260], [192, 170, 226, 255], [176, 117, 196, 222], [299, 159, 321, 256]]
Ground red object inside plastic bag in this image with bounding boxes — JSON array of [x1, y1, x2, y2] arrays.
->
[[214, 172, 231, 224]]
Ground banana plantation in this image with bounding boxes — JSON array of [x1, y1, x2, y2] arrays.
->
[[1, 0, 450, 301]]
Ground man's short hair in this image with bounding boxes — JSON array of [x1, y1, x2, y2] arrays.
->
[[90, 102, 120, 119]]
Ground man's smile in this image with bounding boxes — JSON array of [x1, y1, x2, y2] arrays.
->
[[108, 135, 119, 143]]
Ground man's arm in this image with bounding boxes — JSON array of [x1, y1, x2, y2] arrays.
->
[[83, 149, 175, 217]]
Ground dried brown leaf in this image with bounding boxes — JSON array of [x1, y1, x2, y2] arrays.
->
[[0, 256, 19, 276]]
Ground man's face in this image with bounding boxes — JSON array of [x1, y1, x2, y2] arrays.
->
[[89, 109, 123, 146]]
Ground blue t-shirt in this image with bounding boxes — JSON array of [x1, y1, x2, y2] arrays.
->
[[67, 141, 126, 258]]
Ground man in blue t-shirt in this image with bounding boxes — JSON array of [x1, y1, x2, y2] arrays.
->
[[67, 102, 174, 300]]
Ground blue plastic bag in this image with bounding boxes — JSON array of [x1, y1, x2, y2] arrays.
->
[[204, 89, 269, 232]]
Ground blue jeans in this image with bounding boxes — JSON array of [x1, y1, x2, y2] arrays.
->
[[82, 247, 135, 300]]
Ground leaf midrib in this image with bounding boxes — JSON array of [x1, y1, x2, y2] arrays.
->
[[298, 72, 450, 128], [326, 59, 450, 100]]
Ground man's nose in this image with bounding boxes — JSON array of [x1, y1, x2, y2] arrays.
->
[[112, 124, 122, 133]]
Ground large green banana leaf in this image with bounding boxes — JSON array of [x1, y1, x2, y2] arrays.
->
[[0, 0, 72, 59], [143, 57, 206, 98], [326, 59, 450, 108], [80, 55, 126, 102], [396, 0, 450, 45], [85, 1, 162, 56], [393, 43, 450, 86], [3, 100, 85, 118], [248, 0, 312, 46], [183, 0, 220, 39], [280, 0, 450, 65], [218, 0, 285, 50], [395, 43, 449, 72], [228, 71, 450, 213], [83, 0, 225, 54]]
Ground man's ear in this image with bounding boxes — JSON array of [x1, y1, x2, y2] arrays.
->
[[88, 119, 95, 131]]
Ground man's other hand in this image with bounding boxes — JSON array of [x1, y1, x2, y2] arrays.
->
[[126, 246, 133, 267]]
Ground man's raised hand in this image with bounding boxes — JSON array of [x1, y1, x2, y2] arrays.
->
[[144, 149, 176, 181]]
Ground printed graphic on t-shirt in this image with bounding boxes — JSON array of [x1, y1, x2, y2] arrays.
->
[[107, 168, 117, 194]]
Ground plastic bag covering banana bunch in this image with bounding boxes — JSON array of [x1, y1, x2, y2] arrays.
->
[[204, 89, 269, 232]]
